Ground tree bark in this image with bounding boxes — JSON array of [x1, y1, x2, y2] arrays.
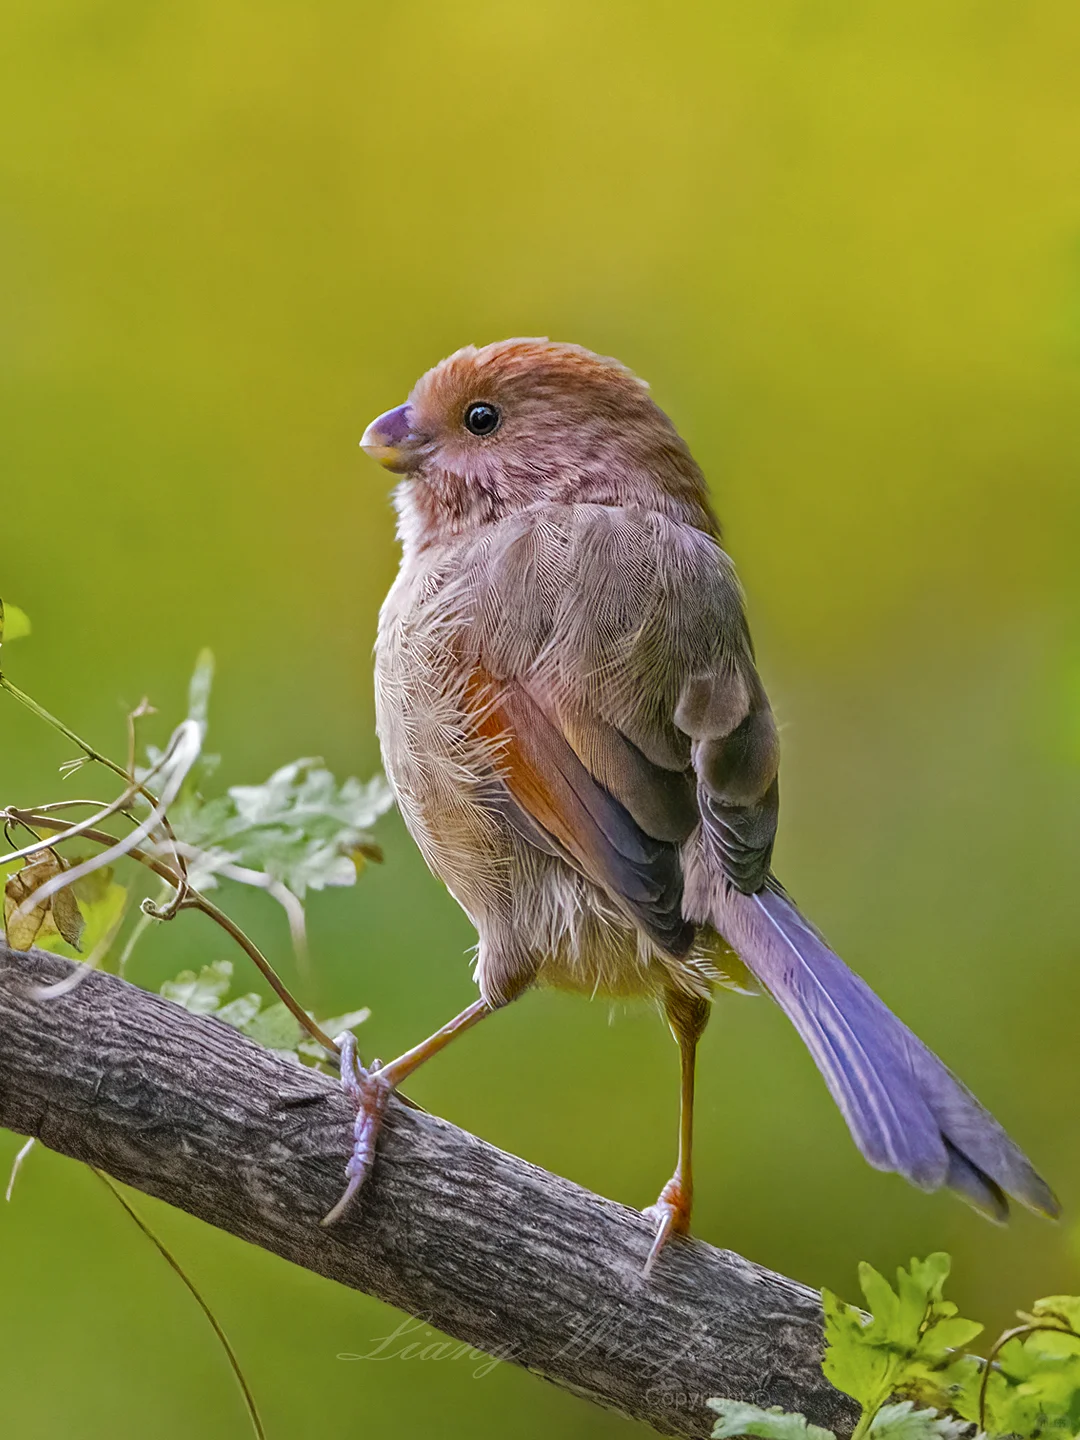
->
[[0, 941, 859, 1439]]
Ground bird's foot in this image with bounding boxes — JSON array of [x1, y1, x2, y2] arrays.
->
[[642, 1176, 692, 1276], [321, 1032, 393, 1226]]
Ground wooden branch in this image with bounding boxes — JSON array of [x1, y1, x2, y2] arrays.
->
[[0, 941, 859, 1439]]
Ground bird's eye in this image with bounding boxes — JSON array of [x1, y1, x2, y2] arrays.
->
[[463, 402, 501, 437]]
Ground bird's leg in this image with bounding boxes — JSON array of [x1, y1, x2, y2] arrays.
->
[[322, 998, 492, 1225], [643, 990, 711, 1274]]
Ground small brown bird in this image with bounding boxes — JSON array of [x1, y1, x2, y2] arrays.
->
[[325, 338, 1056, 1268]]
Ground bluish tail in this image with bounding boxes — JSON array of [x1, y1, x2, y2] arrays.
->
[[712, 881, 1058, 1220]]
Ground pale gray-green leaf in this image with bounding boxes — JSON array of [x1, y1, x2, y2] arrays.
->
[[869, 1403, 967, 1440], [166, 758, 393, 898], [241, 1001, 303, 1052], [160, 960, 233, 1014], [216, 993, 263, 1029], [708, 1399, 836, 1440], [297, 1007, 370, 1060]]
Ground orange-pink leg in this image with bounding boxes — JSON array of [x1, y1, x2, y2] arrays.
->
[[644, 991, 710, 1274], [322, 998, 491, 1225]]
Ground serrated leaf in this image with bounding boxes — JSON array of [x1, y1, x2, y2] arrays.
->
[[819, 1261, 1079, 1440], [1031, 1297, 1080, 1334], [3, 849, 84, 952], [823, 1255, 982, 1419], [241, 1001, 303, 1052], [868, 1402, 966, 1440], [178, 841, 236, 893], [216, 993, 263, 1029], [904, 1254, 952, 1302], [0, 599, 32, 644], [297, 1007, 370, 1060], [907, 1351, 983, 1421], [167, 758, 393, 899], [823, 1291, 886, 1410], [923, 1316, 984, 1352], [317, 1007, 371, 1036], [859, 1262, 901, 1331], [976, 1322, 1080, 1439], [156, 958, 368, 1067], [139, 656, 391, 906], [707, 1400, 835, 1440], [160, 959, 234, 1014]]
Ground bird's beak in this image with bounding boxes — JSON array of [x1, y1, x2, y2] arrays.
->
[[360, 403, 422, 474]]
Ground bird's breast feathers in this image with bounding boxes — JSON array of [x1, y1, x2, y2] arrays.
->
[[374, 502, 768, 995]]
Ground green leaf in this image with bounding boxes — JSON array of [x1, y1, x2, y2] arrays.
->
[[0, 600, 32, 644], [241, 1001, 303, 1053], [975, 1321, 1080, 1438], [160, 959, 234, 1014], [72, 880, 127, 957], [215, 993, 263, 1029], [296, 1006, 370, 1060], [822, 1287, 894, 1413], [823, 1255, 982, 1419], [818, 1261, 1079, 1440], [1031, 1296, 1080, 1334], [157, 960, 367, 1067], [168, 758, 393, 899], [867, 1403, 966, 1440], [707, 1400, 835, 1440]]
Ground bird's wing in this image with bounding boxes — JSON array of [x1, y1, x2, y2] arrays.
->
[[458, 504, 780, 953]]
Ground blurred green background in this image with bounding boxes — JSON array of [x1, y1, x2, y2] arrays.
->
[[2, 1, 1080, 1435]]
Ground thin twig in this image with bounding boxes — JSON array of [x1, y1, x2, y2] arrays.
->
[[0, 673, 132, 786], [31, 887, 133, 1000], [169, 845, 311, 974], [11, 799, 128, 813], [5, 1137, 36, 1202], [1, 674, 334, 1052], [6, 810, 337, 1055], [7, 812, 176, 886], [185, 894, 330, 1050], [129, 695, 191, 922], [0, 679, 191, 913], [126, 698, 156, 782], [0, 740, 179, 869], [977, 1321, 1078, 1431], [116, 885, 166, 976], [7, 721, 202, 924], [92, 1170, 266, 1440]]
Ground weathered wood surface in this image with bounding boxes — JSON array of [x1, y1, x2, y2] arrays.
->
[[0, 941, 859, 1437]]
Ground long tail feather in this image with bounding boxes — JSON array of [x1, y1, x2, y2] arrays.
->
[[711, 881, 1058, 1220]]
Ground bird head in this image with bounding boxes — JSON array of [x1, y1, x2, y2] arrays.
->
[[361, 339, 717, 546]]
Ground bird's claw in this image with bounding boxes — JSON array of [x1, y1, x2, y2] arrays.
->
[[321, 1032, 393, 1226], [642, 1176, 691, 1276]]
